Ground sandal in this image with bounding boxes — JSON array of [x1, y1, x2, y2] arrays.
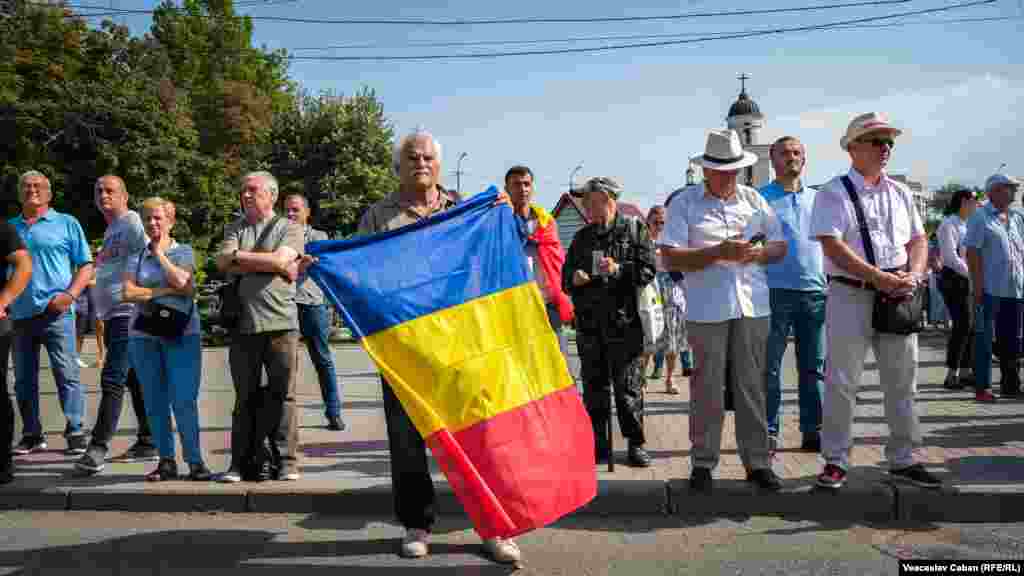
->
[[665, 381, 680, 395], [145, 458, 178, 482]]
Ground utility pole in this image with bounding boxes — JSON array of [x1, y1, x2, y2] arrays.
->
[[455, 152, 468, 197], [569, 163, 584, 197]]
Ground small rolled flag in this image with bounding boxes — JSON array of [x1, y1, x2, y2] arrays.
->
[[306, 186, 596, 539]]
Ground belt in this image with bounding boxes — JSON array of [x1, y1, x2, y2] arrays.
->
[[829, 275, 874, 291]]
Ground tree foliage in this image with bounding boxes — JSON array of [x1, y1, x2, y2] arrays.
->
[[1, 0, 396, 257]]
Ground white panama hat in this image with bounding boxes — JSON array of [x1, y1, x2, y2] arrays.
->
[[690, 129, 758, 172]]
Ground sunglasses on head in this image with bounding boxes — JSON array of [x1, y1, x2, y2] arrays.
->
[[859, 137, 895, 149]]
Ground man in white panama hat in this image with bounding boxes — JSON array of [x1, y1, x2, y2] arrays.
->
[[659, 128, 787, 494], [809, 112, 940, 491]]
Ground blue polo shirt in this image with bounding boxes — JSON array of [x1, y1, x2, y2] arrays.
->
[[9, 210, 93, 320], [759, 182, 826, 292], [964, 203, 1024, 300]]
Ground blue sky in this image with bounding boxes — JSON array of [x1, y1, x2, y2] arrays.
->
[[96, 0, 1023, 212]]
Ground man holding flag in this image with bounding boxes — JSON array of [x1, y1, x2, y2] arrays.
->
[[506, 165, 573, 356], [304, 129, 595, 563]]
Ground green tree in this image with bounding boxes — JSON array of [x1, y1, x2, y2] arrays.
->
[[267, 88, 397, 236]]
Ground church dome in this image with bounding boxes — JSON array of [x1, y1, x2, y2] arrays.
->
[[728, 90, 762, 118]]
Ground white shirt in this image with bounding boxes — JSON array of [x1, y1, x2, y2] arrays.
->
[[809, 168, 924, 277], [660, 183, 782, 323], [937, 214, 969, 278]]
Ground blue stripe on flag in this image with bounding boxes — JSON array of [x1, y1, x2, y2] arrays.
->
[[305, 186, 530, 338]]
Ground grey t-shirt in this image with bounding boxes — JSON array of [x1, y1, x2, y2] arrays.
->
[[295, 226, 328, 306], [94, 210, 148, 320], [219, 214, 304, 334]]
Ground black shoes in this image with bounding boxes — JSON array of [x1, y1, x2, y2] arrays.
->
[[689, 467, 713, 494], [188, 462, 213, 481], [889, 464, 941, 489], [145, 458, 179, 482], [746, 468, 783, 492], [65, 434, 88, 456], [11, 436, 47, 455], [627, 444, 651, 468], [326, 415, 346, 431]]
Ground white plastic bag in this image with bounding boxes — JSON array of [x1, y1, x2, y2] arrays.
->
[[637, 275, 664, 353]]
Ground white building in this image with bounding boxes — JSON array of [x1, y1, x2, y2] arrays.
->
[[725, 78, 772, 189]]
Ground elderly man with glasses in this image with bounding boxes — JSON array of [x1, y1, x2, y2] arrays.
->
[[810, 113, 940, 491]]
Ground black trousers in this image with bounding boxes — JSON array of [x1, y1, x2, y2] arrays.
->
[[382, 380, 436, 531], [576, 329, 646, 451], [938, 267, 974, 371], [0, 335, 12, 470]]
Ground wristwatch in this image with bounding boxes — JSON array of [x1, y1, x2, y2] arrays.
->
[[231, 249, 240, 266]]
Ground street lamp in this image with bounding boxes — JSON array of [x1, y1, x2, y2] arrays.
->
[[569, 163, 584, 197], [456, 152, 468, 196]]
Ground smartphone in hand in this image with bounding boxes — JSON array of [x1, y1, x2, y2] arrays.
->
[[748, 232, 766, 246]]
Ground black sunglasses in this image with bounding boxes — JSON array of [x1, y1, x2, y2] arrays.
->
[[860, 137, 895, 149]]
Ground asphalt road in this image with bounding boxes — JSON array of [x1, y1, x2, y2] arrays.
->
[[1, 512, 1023, 575]]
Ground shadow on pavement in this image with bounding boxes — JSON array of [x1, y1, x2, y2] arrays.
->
[[0, 530, 515, 575]]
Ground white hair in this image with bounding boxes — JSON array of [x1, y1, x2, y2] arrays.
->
[[392, 129, 442, 175], [19, 170, 50, 191], [243, 170, 279, 202]]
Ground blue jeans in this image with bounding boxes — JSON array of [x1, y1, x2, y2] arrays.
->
[[974, 294, 1024, 392], [13, 310, 84, 438], [129, 335, 203, 464], [298, 304, 342, 419], [90, 315, 152, 448], [764, 289, 825, 437]]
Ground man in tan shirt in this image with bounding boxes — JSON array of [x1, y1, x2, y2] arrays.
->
[[356, 130, 521, 565]]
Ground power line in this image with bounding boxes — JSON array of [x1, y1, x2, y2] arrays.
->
[[289, 14, 1017, 52], [283, 0, 996, 61], [63, 0, 918, 25]]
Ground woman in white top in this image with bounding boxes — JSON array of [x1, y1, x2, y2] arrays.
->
[[936, 188, 979, 390], [646, 207, 691, 394]]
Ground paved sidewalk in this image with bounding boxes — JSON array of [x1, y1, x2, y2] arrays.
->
[[3, 331, 1023, 523]]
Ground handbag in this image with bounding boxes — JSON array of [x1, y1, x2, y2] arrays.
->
[[131, 252, 195, 340], [629, 217, 665, 352], [840, 176, 925, 335], [218, 216, 282, 331]]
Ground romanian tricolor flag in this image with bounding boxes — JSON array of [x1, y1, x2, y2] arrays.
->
[[306, 187, 596, 539]]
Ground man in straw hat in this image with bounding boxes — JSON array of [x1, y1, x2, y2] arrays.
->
[[659, 129, 787, 494], [809, 112, 940, 490], [562, 176, 657, 469]]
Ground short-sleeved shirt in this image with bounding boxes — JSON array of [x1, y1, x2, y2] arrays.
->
[[1, 221, 27, 299], [660, 183, 782, 323], [759, 182, 826, 292], [219, 214, 304, 334], [357, 186, 457, 236], [128, 241, 201, 338], [9, 209, 93, 320], [964, 204, 1024, 299], [94, 210, 148, 320], [295, 226, 329, 306], [809, 169, 924, 277]]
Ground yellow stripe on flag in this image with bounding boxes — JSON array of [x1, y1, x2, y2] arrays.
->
[[364, 282, 572, 437]]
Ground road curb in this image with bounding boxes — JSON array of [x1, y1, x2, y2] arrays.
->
[[895, 484, 1024, 523], [68, 490, 247, 513], [0, 488, 69, 511], [667, 479, 895, 522]]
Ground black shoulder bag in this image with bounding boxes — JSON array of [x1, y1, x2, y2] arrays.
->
[[218, 216, 282, 332], [840, 176, 925, 335], [132, 251, 195, 340]]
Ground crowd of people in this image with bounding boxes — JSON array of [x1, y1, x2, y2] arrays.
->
[[0, 111, 1021, 564]]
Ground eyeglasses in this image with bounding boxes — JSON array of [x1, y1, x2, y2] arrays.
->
[[859, 137, 895, 149]]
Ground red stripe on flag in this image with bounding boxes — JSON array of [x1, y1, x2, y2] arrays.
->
[[426, 385, 597, 539]]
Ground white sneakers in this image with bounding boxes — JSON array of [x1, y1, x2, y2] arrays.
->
[[399, 530, 521, 564], [482, 537, 522, 564], [400, 529, 429, 558]]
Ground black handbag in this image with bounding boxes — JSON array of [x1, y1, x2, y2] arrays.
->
[[840, 176, 925, 335], [131, 252, 195, 340], [218, 216, 282, 331]]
